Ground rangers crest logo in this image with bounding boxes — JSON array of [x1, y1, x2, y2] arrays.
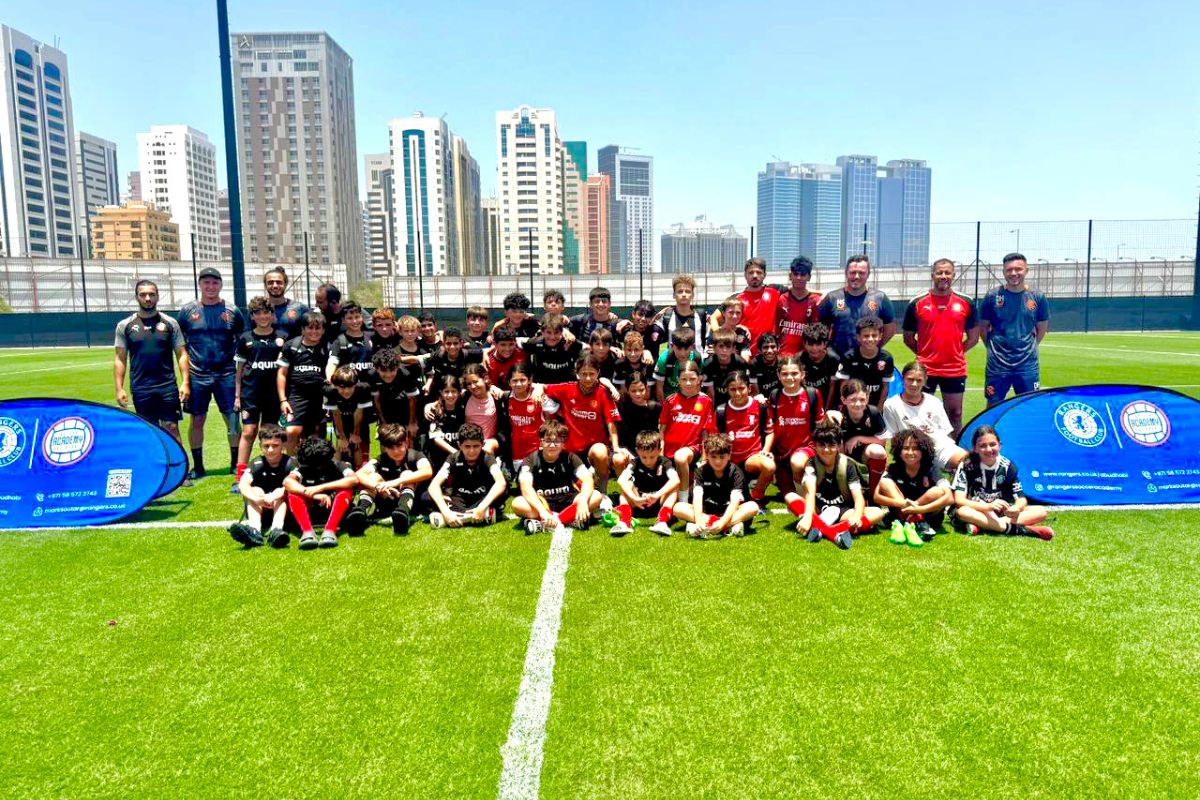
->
[[995, 296, 1004, 308], [866, 300, 878, 312], [835, 299, 846, 311], [190, 311, 201, 321], [221, 310, 234, 323], [1025, 298, 1037, 311], [287, 309, 298, 320]]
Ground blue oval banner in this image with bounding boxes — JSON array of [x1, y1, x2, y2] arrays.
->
[[0, 398, 187, 528], [959, 385, 1200, 505]]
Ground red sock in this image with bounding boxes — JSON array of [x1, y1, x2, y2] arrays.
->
[[557, 504, 578, 525], [787, 497, 806, 516], [324, 489, 352, 533], [867, 457, 886, 496], [821, 519, 851, 543], [236, 462, 248, 481], [616, 504, 633, 526], [287, 493, 313, 533], [656, 504, 673, 524]]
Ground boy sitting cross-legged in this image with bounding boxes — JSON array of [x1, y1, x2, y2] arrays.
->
[[609, 430, 681, 538], [229, 423, 294, 548], [344, 423, 434, 537], [424, 422, 509, 529], [283, 436, 359, 550], [513, 419, 611, 535], [673, 432, 760, 539]]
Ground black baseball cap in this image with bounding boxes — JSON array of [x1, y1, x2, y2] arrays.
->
[[198, 267, 222, 281]]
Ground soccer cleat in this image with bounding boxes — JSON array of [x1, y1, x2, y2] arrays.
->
[[524, 519, 543, 536], [650, 520, 673, 537], [318, 530, 338, 548], [730, 522, 745, 538], [228, 522, 262, 547], [343, 507, 369, 536], [267, 528, 290, 548], [187, 468, 206, 481], [392, 514, 410, 537], [834, 530, 854, 550], [684, 522, 700, 538], [805, 526, 822, 544], [903, 522, 924, 548], [916, 522, 935, 542], [888, 520, 906, 545], [229, 481, 241, 495], [967, 523, 980, 536], [755, 504, 768, 516], [609, 521, 632, 537], [484, 507, 497, 526], [298, 532, 318, 550], [601, 510, 619, 527], [428, 512, 446, 529], [1028, 525, 1055, 541]]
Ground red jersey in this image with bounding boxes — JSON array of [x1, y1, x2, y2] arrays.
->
[[902, 291, 977, 377], [771, 388, 823, 457], [737, 286, 782, 351], [505, 393, 543, 463], [659, 392, 717, 458], [486, 348, 527, 390], [776, 290, 823, 356], [718, 398, 774, 464], [544, 382, 620, 453]]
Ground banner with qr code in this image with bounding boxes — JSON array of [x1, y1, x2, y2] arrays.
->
[[0, 398, 188, 528], [958, 385, 1200, 505]]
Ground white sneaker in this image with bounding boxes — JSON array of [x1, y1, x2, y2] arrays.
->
[[523, 519, 543, 535], [609, 521, 632, 537], [593, 496, 614, 520], [685, 522, 700, 538], [730, 522, 745, 538], [429, 512, 446, 529], [650, 520, 673, 537]]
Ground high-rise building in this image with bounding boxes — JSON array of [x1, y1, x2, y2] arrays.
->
[[451, 135, 483, 275], [231, 32, 363, 281], [582, 174, 610, 274], [0, 25, 80, 258], [137, 125, 220, 261], [91, 201, 180, 260], [125, 170, 142, 202], [879, 159, 931, 267], [597, 145, 653, 273], [757, 162, 802, 271], [74, 132, 119, 254], [363, 153, 394, 278], [496, 106, 564, 275], [389, 113, 460, 277], [798, 163, 843, 271], [217, 189, 232, 260], [837, 154, 879, 265], [481, 197, 500, 275], [661, 220, 746, 273], [360, 200, 371, 272], [562, 140, 586, 274]]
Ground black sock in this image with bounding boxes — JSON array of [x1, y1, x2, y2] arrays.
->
[[191, 448, 205, 473], [229, 446, 238, 470]]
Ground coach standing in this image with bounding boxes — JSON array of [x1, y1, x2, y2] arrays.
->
[[979, 253, 1050, 406], [114, 279, 189, 446], [179, 267, 245, 484], [818, 255, 896, 357], [903, 258, 979, 436], [264, 266, 309, 340], [736, 257, 783, 354]]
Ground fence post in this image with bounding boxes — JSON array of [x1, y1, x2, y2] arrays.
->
[[973, 221, 981, 300], [1084, 219, 1093, 333], [78, 235, 92, 347]]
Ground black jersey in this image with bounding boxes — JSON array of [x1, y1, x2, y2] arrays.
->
[[272, 299, 310, 340], [373, 375, 418, 425], [520, 451, 585, 504], [701, 356, 748, 408], [370, 448, 428, 482], [593, 352, 619, 383], [885, 461, 947, 501], [800, 350, 841, 403], [749, 356, 782, 397], [695, 462, 746, 515], [277, 337, 329, 398], [809, 455, 861, 508], [839, 406, 887, 444], [425, 348, 482, 385], [620, 455, 677, 496], [369, 332, 402, 355], [235, 330, 286, 397], [115, 312, 184, 389], [617, 398, 661, 450], [525, 337, 583, 384], [612, 356, 655, 389], [437, 452, 498, 504], [290, 458, 354, 489], [178, 300, 245, 376], [705, 325, 752, 355], [952, 454, 1023, 503], [463, 333, 491, 355], [246, 455, 296, 493], [329, 332, 374, 378], [569, 313, 621, 342], [836, 347, 895, 406], [430, 405, 467, 449], [628, 321, 668, 359], [323, 382, 374, 416], [501, 317, 542, 340]]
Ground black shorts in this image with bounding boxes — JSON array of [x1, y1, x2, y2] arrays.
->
[[187, 371, 237, 415], [420, 489, 504, 515], [240, 391, 282, 427], [286, 393, 326, 431], [132, 384, 182, 423], [702, 496, 733, 517], [923, 375, 967, 395], [541, 491, 577, 513]]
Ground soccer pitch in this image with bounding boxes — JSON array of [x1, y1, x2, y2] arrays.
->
[[2, 333, 1199, 798]]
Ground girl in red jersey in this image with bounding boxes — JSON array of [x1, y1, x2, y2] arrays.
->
[[770, 355, 824, 494], [500, 363, 543, 472], [716, 370, 775, 506], [541, 354, 622, 493], [659, 360, 717, 502]]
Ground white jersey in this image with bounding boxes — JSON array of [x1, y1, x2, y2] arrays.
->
[[882, 393, 954, 441]]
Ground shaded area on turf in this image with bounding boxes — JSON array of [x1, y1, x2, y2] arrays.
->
[[542, 512, 1200, 798], [0, 524, 549, 797]]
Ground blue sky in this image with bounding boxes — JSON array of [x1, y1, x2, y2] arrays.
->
[[7, 0, 1198, 238]]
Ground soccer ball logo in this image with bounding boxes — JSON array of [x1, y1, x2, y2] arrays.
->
[[1120, 401, 1170, 447], [1055, 401, 1106, 447], [42, 417, 95, 466]]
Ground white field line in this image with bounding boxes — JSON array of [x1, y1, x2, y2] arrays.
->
[[0, 361, 112, 375], [498, 524, 574, 800], [1040, 343, 1200, 358], [2, 519, 237, 533]]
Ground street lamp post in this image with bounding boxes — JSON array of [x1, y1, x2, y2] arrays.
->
[[526, 227, 535, 301]]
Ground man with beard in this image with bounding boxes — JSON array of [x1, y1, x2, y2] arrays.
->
[[818, 255, 896, 358], [114, 280, 190, 449], [903, 258, 979, 436], [263, 267, 309, 340], [979, 253, 1050, 407], [315, 283, 345, 346], [179, 267, 245, 484], [734, 257, 782, 355]]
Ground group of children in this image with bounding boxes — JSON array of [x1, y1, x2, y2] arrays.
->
[[230, 279, 1054, 550]]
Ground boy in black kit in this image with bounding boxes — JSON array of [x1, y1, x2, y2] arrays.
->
[[423, 327, 481, 388], [230, 424, 294, 548], [371, 348, 420, 439], [234, 295, 285, 483], [702, 329, 748, 408], [673, 433, 760, 539], [464, 306, 492, 353], [609, 430, 681, 537], [513, 419, 609, 535], [627, 299, 668, 360], [324, 366, 374, 467], [283, 436, 359, 550], [325, 301, 374, 380], [277, 310, 329, 453], [425, 422, 509, 528], [613, 330, 656, 394], [493, 292, 542, 341], [834, 315, 894, 410], [525, 314, 583, 384], [799, 322, 842, 409], [345, 423, 434, 536]]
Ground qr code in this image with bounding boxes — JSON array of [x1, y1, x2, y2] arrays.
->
[[106, 469, 133, 498]]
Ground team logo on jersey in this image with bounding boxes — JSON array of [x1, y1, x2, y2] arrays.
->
[[1120, 401, 1170, 447], [221, 310, 234, 324], [1054, 401, 1106, 448], [835, 299, 846, 311], [190, 311, 201, 321], [0, 417, 27, 468], [693, 402, 704, 412], [42, 417, 95, 466], [156, 322, 167, 332], [995, 296, 1004, 308], [275, 338, 285, 348], [867, 300, 878, 312], [1025, 298, 1037, 311], [287, 309, 298, 320], [952, 302, 963, 313], [877, 361, 886, 370]]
